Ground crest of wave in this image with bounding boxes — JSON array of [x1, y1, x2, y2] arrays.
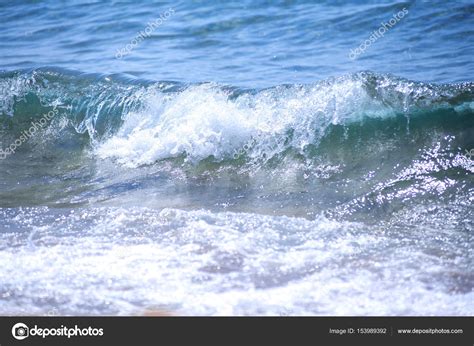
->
[[96, 77, 391, 167]]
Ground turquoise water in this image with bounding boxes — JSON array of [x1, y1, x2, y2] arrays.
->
[[0, 1, 473, 315]]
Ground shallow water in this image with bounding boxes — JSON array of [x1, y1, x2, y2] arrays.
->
[[0, 0, 473, 315]]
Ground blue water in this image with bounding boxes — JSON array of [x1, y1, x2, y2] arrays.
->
[[0, 1, 473, 316], [1, 1, 473, 87]]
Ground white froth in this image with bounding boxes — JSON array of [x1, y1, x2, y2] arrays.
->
[[96, 79, 391, 167], [0, 207, 471, 316]]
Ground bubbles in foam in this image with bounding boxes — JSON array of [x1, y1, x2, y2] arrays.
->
[[0, 207, 472, 315], [96, 77, 394, 167]]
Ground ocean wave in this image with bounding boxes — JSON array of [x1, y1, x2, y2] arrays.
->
[[0, 68, 473, 168]]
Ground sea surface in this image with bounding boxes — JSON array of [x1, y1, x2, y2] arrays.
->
[[0, 0, 473, 315]]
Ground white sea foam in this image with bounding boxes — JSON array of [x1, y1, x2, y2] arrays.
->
[[96, 78, 393, 167], [0, 207, 471, 316]]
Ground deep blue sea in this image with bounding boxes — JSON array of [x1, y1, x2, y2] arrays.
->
[[0, 0, 473, 316]]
